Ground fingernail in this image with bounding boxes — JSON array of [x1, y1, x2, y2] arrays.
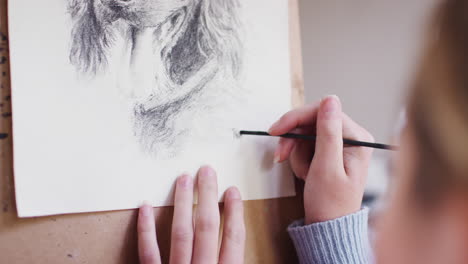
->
[[178, 175, 192, 189], [199, 165, 216, 179], [322, 94, 339, 101], [140, 203, 152, 216], [226, 187, 240, 200], [322, 95, 341, 114]]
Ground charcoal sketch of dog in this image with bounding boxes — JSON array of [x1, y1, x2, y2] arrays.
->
[[68, 0, 243, 156]]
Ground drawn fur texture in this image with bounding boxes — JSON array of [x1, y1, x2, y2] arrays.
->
[[68, 0, 243, 156]]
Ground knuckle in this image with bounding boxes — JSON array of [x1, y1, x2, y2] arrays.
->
[[138, 223, 152, 234], [344, 150, 371, 171], [196, 215, 220, 232], [279, 112, 294, 125], [344, 148, 365, 162], [358, 131, 375, 155], [320, 122, 342, 137], [198, 175, 215, 186], [226, 198, 243, 211], [198, 183, 217, 195], [279, 112, 289, 121], [362, 130, 375, 143], [199, 182, 216, 193], [140, 252, 158, 264], [319, 131, 340, 143], [344, 129, 375, 159], [224, 224, 246, 245], [309, 164, 341, 179], [172, 226, 193, 243]]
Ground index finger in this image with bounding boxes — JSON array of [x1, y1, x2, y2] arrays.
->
[[268, 102, 320, 135]]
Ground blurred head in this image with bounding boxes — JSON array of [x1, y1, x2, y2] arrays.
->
[[377, 1, 468, 263]]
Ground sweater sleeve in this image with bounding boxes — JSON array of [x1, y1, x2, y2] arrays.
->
[[287, 208, 372, 264]]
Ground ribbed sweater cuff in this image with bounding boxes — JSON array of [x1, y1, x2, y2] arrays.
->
[[288, 208, 370, 264]]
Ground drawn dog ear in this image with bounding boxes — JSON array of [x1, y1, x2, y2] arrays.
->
[[197, 0, 243, 77], [68, 0, 116, 74], [165, 0, 243, 85]]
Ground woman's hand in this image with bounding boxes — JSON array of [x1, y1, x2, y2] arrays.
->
[[269, 95, 374, 224], [138, 166, 245, 264]]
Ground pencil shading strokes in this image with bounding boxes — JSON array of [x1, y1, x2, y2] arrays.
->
[[67, 0, 244, 156], [68, 0, 117, 74]]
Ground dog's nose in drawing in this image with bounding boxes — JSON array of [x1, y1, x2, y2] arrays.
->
[[103, 0, 190, 27]]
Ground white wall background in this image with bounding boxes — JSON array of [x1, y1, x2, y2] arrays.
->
[[298, 0, 438, 142]]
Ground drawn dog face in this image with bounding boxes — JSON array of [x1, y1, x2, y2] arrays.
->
[[68, 0, 243, 154], [68, 0, 241, 79]]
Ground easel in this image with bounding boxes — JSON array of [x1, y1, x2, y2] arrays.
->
[[0, 0, 305, 262]]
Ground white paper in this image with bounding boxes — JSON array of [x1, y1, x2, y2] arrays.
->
[[9, 0, 294, 217]]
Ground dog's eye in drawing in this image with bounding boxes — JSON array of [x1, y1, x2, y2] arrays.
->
[[68, 0, 243, 156]]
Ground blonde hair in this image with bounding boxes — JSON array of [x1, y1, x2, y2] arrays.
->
[[409, 0, 468, 203]]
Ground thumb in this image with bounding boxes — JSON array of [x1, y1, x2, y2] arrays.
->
[[314, 95, 344, 172]]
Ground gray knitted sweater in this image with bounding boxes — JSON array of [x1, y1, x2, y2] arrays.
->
[[288, 208, 372, 264]]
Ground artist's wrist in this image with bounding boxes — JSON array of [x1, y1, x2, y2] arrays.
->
[[305, 209, 361, 225], [304, 209, 336, 225], [302, 178, 365, 224], [303, 200, 363, 225]]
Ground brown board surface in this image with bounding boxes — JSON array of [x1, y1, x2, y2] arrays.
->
[[0, 0, 305, 263]]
